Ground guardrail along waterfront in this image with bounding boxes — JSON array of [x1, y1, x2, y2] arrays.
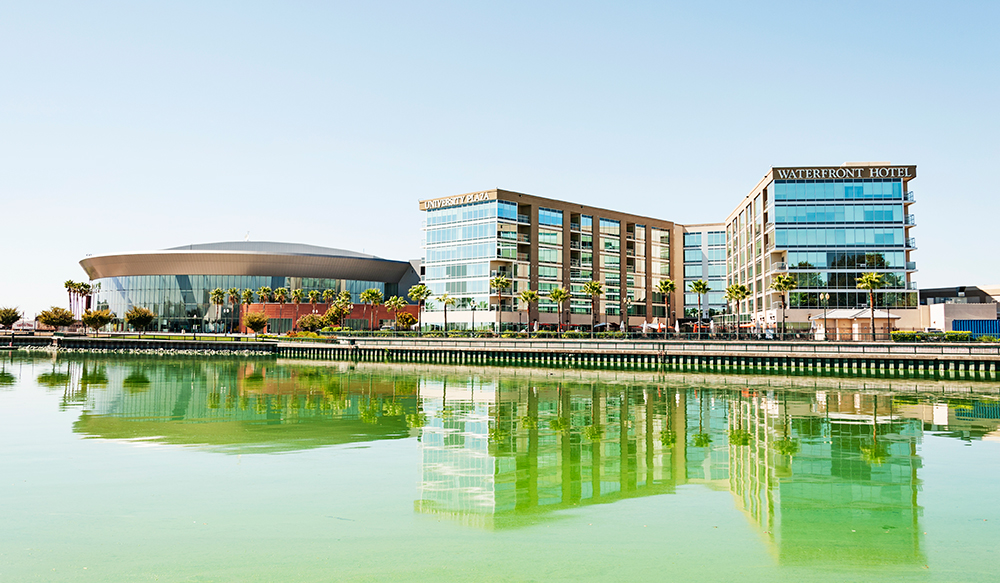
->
[[3, 335, 278, 353], [276, 338, 1000, 380]]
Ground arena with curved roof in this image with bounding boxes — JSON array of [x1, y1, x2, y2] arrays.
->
[[79, 241, 420, 333]]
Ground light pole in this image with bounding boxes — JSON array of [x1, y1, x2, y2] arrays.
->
[[820, 292, 830, 341], [471, 302, 476, 335], [622, 296, 633, 336]]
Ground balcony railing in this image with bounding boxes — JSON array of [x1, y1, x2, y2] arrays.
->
[[904, 191, 915, 202], [569, 241, 581, 249], [905, 261, 917, 270], [906, 282, 918, 290], [905, 214, 916, 226], [772, 262, 788, 271], [517, 253, 529, 261], [570, 222, 581, 231], [517, 214, 530, 224], [570, 259, 581, 268], [517, 234, 530, 243], [906, 238, 917, 249]]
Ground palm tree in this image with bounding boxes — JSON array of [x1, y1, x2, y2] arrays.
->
[[548, 287, 570, 333], [582, 280, 603, 337], [408, 284, 433, 334], [322, 288, 335, 305], [273, 287, 289, 327], [769, 274, 797, 340], [257, 286, 272, 305], [438, 293, 456, 332], [308, 290, 321, 313], [384, 295, 407, 331], [240, 289, 255, 329], [856, 272, 886, 341], [209, 288, 225, 331], [689, 280, 711, 338], [226, 288, 240, 333], [291, 288, 304, 326], [359, 288, 384, 331], [724, 283, 751, 339], [489, 275, 512, 333], [655, 279, 676, 339], [518, 289, 539, 331]]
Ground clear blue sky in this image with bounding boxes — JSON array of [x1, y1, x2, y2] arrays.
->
[[2, 1, 997, 316]]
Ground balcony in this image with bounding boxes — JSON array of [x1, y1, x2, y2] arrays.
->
[[517, 234, 531, 243], [517, 252, 529, 262], [625, 250, 635, 257], [569, 241, 581, 249], [771, 262, 788, 272], [905, 214, 916, 226], [905, 261, 917, 271], [904, 191, 916, 202], [570, 222, 581, 231], [906, 238, 917, 249], [570, 259, 581, 268], [517, 214, 530, 224], [906, 282, 918, 290]]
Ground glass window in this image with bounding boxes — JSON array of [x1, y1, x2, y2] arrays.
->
[[539, 208, 563, 227], [599, 218, 620, 235], [683, 233, 702, 248]]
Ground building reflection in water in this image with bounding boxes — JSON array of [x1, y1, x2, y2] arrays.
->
[[411, 374, 994, 566], [31, 355, 1000, 565]]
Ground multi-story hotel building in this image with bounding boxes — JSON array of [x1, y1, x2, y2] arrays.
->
[[418, 189, 680, 330], [419, 162, 918, 332], [725, 163, 918, 330], [681, 224, 727, 319]]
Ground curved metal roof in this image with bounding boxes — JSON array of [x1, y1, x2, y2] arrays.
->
[[79, 241, 413, 283]]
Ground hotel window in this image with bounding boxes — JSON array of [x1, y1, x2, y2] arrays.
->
[[684, 249, 703, 262], [683, 233, 701, 247], [581, 215, 593, 231], [599, 218, 620, 236], [497, 200, 518, 221], [537, 230, 562, 246], [538, 248, 561, 264], [539, 208, 563, 227], [603, 237, 620, 252]]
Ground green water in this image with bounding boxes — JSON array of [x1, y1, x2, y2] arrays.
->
[[2, 353, 999, 582]]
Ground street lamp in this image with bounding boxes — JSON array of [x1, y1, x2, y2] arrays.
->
[[622, 296, 633, 335], [820, 292, 830, 341], [471, 301, 477, 334]]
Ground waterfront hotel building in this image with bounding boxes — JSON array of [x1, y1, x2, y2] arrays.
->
[[725, 163, 918, 330], [419, 162, 918, 331], [419, 190, 680, 330]]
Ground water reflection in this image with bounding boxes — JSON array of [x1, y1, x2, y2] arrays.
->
[[14, 354, 1000, 567]]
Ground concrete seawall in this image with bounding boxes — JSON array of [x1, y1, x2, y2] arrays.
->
[[276, 337, 1000, 380]]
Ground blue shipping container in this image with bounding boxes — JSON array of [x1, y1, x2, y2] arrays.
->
[[952, 319, 1000, 339]]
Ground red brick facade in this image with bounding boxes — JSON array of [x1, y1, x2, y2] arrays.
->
[[239, 302, 419, 333]]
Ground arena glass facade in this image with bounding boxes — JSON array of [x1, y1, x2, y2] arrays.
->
[[80, 242, 418, 333]]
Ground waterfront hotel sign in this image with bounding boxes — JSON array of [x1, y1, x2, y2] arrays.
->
[[419, 190, 496, 211], [772, 165, 916, 180]]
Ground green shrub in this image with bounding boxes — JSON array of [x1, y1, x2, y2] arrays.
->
[[532, 330, 558, 338], [891, 331, 917, 342], [978, 335, 998, 342], [475, 330, 494, 338], [447, 331, 468, 338], [296, 313, 325, 332], [945, 331, 973, 342], [425, 331, 444, 338], [562, 330, 586, 339], [596, 331, 625, 339], [501, 332, 517, 339]]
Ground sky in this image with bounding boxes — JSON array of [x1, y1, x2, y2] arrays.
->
[[2, 1, 998, 317]]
